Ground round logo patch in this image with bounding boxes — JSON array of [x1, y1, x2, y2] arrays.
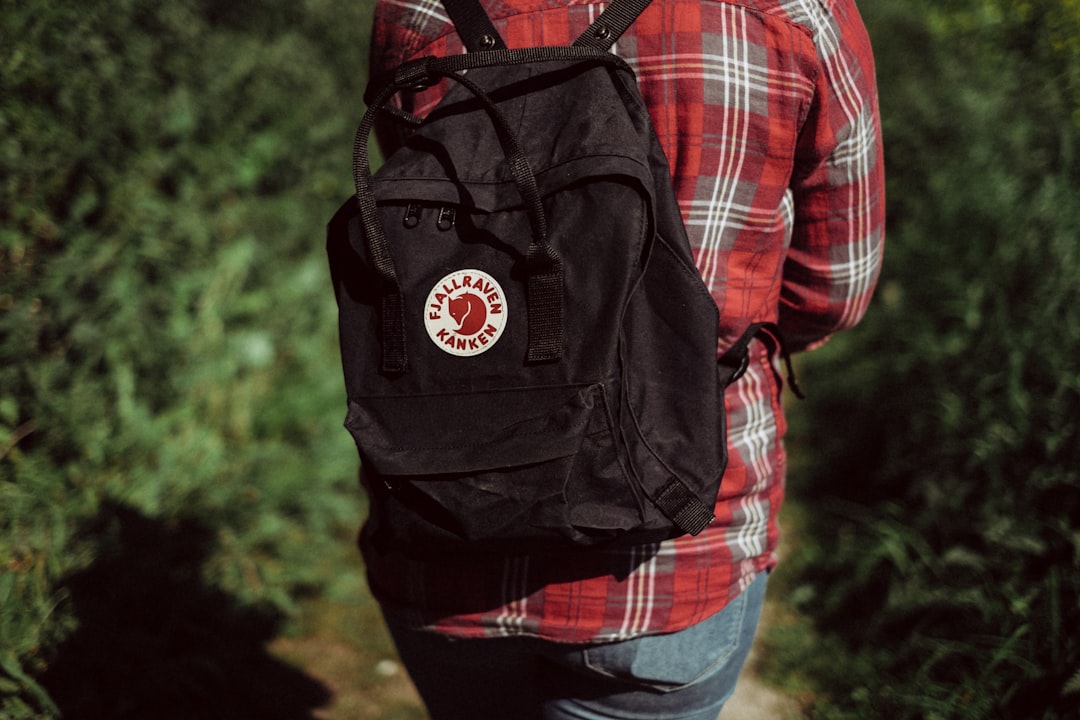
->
[[424, 269, 508, 356]]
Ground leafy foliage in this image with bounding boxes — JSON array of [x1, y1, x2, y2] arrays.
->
[[1, 0, 374, 715], [770, 1, 1080, 718], [6, 0, 1080, 717]]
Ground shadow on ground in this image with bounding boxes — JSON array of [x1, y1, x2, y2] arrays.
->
[[39, 502, 331, 719]]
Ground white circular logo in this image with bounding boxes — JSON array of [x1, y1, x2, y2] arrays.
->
[[424, 269, 508, 356]]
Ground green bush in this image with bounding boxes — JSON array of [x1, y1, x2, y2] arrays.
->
[[772, 1, 1080, 718], [1, 0, 374, 715]]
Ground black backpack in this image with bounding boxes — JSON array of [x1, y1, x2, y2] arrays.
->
[[327, 0, 796, 554]]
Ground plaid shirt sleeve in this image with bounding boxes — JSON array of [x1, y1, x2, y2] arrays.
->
[[362, 0, 884, 643], [778, 0, 885, 351]]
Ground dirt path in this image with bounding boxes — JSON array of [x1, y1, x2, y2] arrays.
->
[[719, 642, 803, 720]]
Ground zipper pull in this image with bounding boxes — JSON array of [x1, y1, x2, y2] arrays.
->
[[436, 206, 456, 231], [403, 204, 421, 229]]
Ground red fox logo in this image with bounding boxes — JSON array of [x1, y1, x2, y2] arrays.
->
[[447, 293, 487, 336], [424, 270, 507, 357]]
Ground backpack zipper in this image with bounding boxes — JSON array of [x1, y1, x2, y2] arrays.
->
[[436, 206, 456, 231]]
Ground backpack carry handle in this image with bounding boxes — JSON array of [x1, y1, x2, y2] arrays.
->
[[353, 55, 574, 372]]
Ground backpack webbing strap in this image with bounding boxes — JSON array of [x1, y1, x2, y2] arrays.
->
[[353, 80, 412, 373], [654, 478, 715, 536], [440, 0, 507, 51], [573, 0, 654, 50], [719, 322, 804, 399]]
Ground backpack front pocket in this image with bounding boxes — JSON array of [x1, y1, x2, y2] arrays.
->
[[346, 383, 642, 548]]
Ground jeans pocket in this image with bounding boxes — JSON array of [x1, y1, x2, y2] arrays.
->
[[579, 587, 755, 693]]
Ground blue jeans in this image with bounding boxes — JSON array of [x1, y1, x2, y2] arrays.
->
[[383, 572, 767, 720]]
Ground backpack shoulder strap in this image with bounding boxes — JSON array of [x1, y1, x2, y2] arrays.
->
[[441, 0, 508, 51], [440, 0, 653, 52], [573, 0, 654, 50]]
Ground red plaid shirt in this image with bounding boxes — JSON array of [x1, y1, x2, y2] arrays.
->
[[363, 0, 884, 642]]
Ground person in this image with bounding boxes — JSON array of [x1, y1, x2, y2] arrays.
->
[[361, 0, 885, 717]]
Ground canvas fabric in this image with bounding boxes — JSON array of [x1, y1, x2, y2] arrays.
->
[[328, 0, 776, 555]]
